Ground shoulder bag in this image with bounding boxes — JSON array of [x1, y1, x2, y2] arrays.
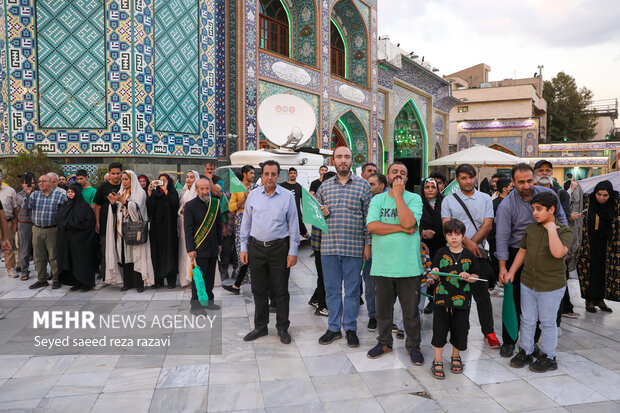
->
[[122, 204, 149, 245]]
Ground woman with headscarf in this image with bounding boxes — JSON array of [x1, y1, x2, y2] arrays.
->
[[104, 170, 155, 292], [138, 175, 150, 193], [178, 170, 200, 287], [420, 177, 445, 315], [57, 184, 98, 291], [147, 173, 179, 288], [578, 180, 620, 312]]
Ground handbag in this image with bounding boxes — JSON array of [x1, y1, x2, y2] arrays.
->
[[451, 193, 495, 278], [122, 204, 149, 245]]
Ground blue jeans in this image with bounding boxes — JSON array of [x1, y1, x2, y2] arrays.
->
[[361, 258, 376, 319], [322, 255, 363, 332], [519, 284, 565, 358]]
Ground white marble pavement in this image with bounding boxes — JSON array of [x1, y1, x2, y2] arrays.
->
[[0, 246, 619, 412]]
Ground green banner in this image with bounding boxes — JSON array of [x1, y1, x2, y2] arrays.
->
[[229, 170, 247, 193], [502, 282, 519, 342], [301, 185, 328, 233], [443, 179, 460, 196]]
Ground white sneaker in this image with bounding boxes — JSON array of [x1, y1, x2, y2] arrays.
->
[[93, 280, 108, 290], [489, 286, 504, 297], [7, 268, 19, 278]]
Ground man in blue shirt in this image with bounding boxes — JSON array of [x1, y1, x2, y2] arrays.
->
[[496, 163, 567, 357], [240, 160, 300, 345], [25, 173, 67, 290]]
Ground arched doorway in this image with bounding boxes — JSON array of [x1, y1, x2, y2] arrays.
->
[[394, 100, 427, 191]]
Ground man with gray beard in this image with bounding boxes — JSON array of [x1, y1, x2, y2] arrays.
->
[[183, 178, 223, 313]]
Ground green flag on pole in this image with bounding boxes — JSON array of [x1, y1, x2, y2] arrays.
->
[[502, 282, 519, 342], [219, 194, 230, 222], [301, 186, 328, 233], [443, 179, 460, 196], [229, 170, 247, 193]]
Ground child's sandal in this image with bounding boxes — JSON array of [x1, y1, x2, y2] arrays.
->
[[450, 356, 464, 374], [431, 361, 445, 380]]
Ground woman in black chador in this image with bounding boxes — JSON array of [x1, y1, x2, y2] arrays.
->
[[57, 184, 98, 291], [147, 173, 180, 288]]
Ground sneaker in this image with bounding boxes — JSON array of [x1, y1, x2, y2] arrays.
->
[[392, 323, 399, 333], [308, 299, 318, 309], [484, 332, 501, 349], [367, 342, 392, 359], [318, 330, 342, 345], [529, 355, 558, 373], [93, 280, 108, 290], [500, 343, 515, 358], [367, 317, 377, 332], [409, 347, 425, 365], [314, 307, 328, 317], [489, 286, 504, 297], [7, 268, 18, 278], [509, 348, 533, 368], [396, 329, 405, 339], [561, 312, 580, 319], [346, 330, 359, 348]]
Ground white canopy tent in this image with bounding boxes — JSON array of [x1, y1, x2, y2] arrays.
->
[[428, 145, 524, 167], [576, 170, 620, 194]]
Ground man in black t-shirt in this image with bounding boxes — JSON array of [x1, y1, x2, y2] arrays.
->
[[93, 162, 122, 287], [280, 167, 309, 238], [309, 165, 328, 195]]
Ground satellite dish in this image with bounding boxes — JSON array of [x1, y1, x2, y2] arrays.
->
[[257, 94, 316, 149]]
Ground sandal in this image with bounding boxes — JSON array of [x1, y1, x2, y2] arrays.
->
[[431, 361, 445, 380], [451, 356, 464, 374], [20, 274, 29, 281]]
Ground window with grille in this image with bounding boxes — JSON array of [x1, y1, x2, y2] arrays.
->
[[259, 0, 289, 57]]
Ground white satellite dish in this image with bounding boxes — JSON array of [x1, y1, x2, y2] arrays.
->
[[257, 93, 316, 149]]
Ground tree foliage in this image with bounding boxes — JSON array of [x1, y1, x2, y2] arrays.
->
[[1, 147, 63, 190], [543, 72, 597, 141]]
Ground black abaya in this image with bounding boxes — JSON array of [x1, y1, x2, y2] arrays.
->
[[147, 174, 180, 287], [57, 184, 98, 289]]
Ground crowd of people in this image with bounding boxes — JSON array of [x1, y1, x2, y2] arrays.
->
[[0, 151, 618, 379]]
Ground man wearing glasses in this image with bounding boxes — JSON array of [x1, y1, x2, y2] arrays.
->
[[24, 174, 67, 289]]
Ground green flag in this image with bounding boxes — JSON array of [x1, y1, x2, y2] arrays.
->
[[502, 282, 519, 342], [220, 194, 230, 221], [301, 186, 328, 233], [229, 170, 247, 193], [443, 179, 460, 196], [174, 180, 183, 193]]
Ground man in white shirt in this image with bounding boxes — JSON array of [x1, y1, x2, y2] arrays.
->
[[0, 170, 18, 277]]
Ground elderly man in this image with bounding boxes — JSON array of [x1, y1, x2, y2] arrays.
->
[[240, 160, 300, 345], [184, 178, 222, 313], [47, 172, 66, 196], [25, 174, 67, 289]]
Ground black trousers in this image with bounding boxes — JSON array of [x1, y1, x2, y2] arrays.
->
[[432, 306, 470, 351], [249, 237, 290, 331], [375, 276, 421, 350], [155, 272, 177, 287], [191, 256, 217, 308], [502, 247, 547, 345], [310, 250, 327, 309], [471, 258, 494, 336], [219, 235, 236, 279], [233, 264, 248, 288], [122, 263, 144, 290], [560, 268, 574, 314]]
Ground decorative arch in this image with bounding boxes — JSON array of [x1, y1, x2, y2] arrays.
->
[[393, 99, 429, 176], [489, 143, 516, 156], [259, 0, 292, 58], [332, 109, 368, 171], [331, 0, 368, 87]]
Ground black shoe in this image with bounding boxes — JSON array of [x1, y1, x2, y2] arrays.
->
[[308, 299, 318, 309], [509, 349, 533, 368], [500, 343, 515, 358], [269, 305, 277, 313], [392, 323, 399, 333], [346, 330, 359, 348], [136, 286, 144, 293], [278, 329, 292, 344], [152, 284, 161, 289], [360, 297, 364, 305], [120, 286, 130, 292], [206, 303, 220, 310], [319, 330, 342, 345], [47, 275, 52, 280], [222, 284, 240, 295], [29, 281, 49, 289], [243, 328, 268, 341], [80, 287, 92, 292], [51, 281, 61, 289], [529, 355, 558, 373], [423, 301, 434, 314], [367, 317, 377, 332], [70, 286, 80, 292], [167, 284, 176, 289]]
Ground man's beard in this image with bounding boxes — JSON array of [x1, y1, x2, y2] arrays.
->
[[536, 175, 551, 186], [198, 193, 210, 202]]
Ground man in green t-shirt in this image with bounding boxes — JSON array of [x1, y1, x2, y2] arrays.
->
[[76, 169, 97, 207], [366, 162, 425, 365]]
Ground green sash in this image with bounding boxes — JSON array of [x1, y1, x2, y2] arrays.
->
[[194, 197, 220, 249]]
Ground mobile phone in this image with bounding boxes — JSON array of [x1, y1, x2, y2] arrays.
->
[[152, 180, 163, 186]]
